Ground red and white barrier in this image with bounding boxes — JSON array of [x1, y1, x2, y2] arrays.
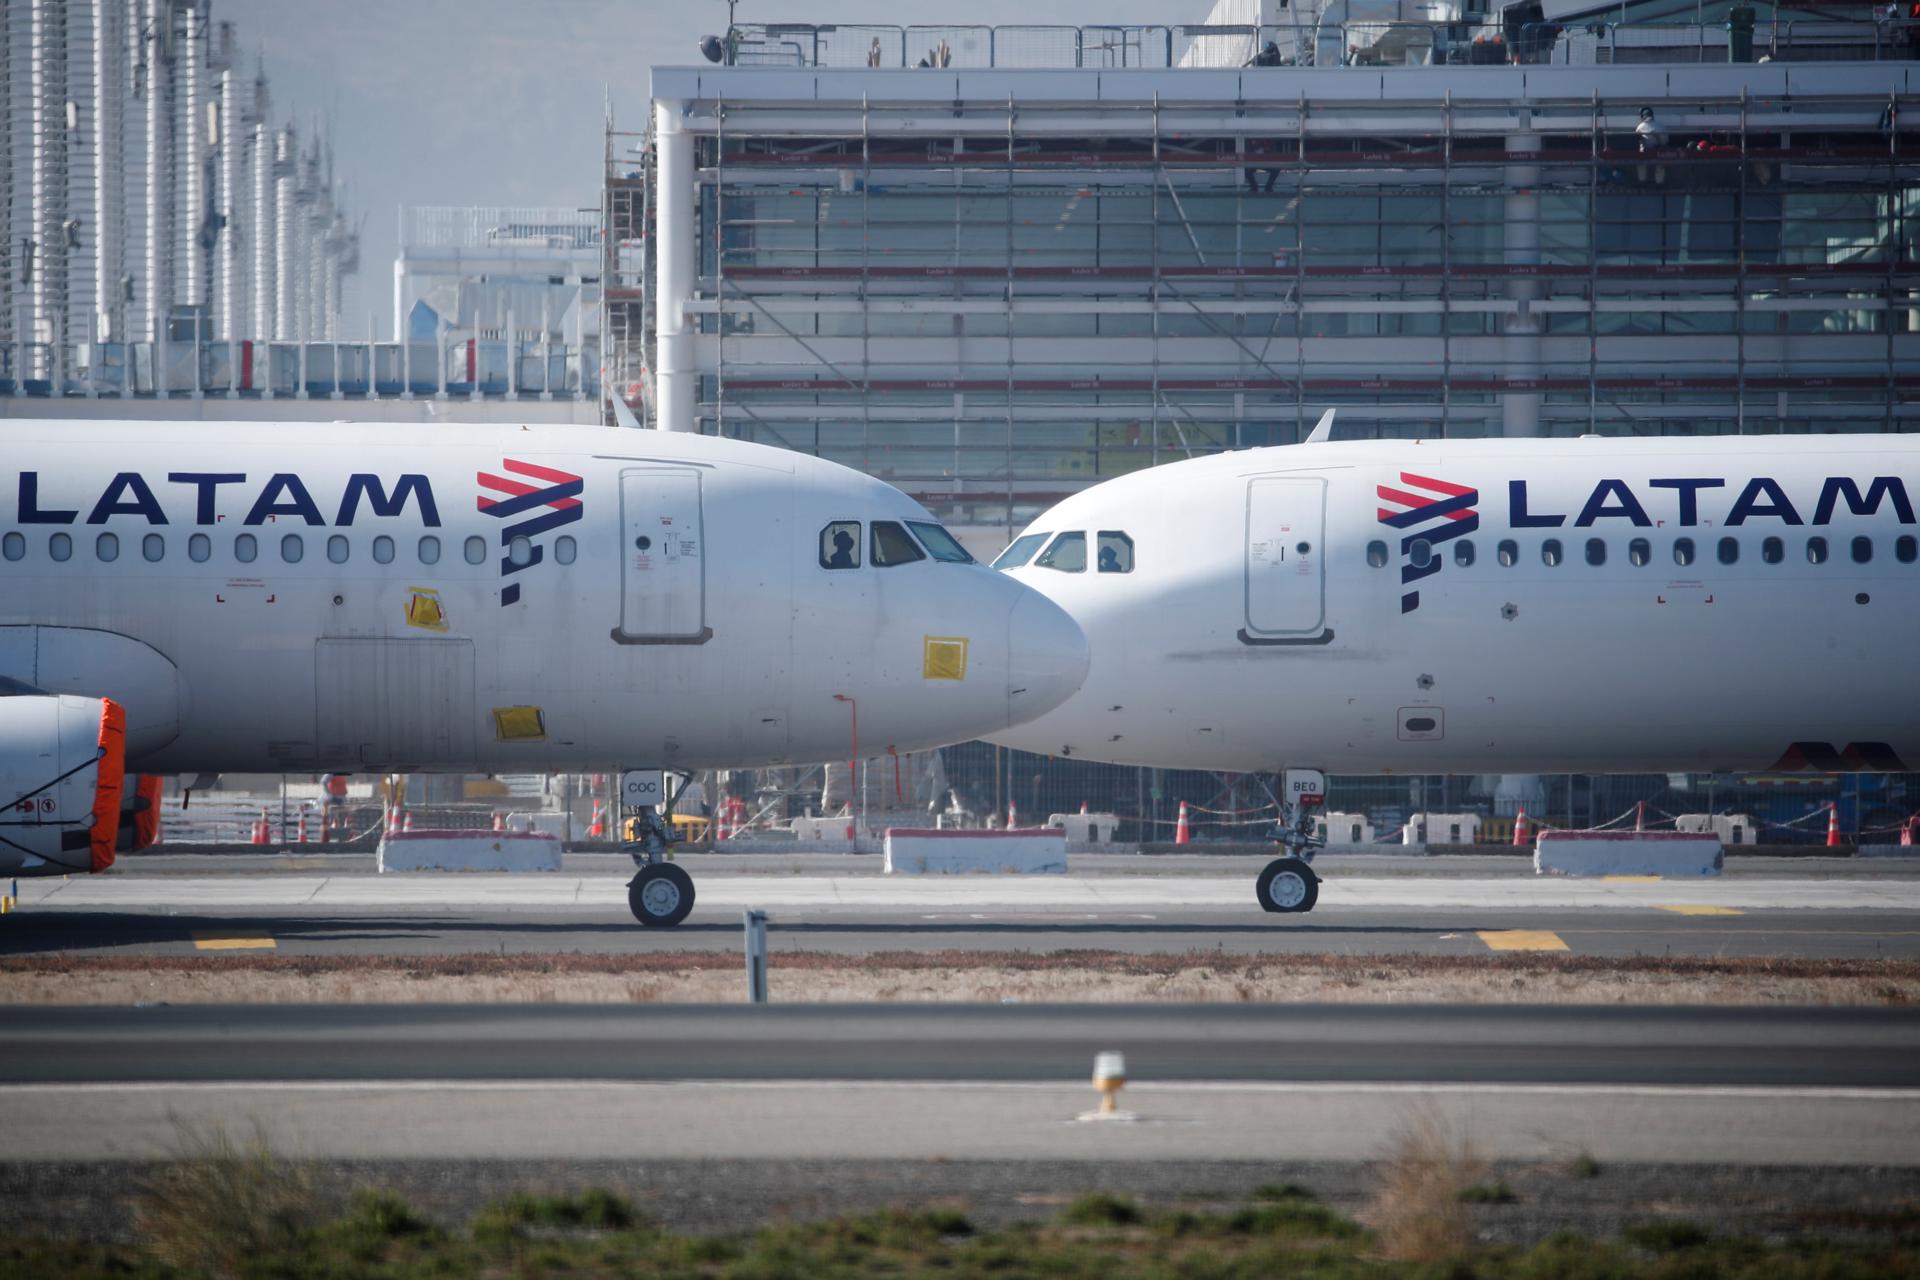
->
[[378, 829, 563, 872]]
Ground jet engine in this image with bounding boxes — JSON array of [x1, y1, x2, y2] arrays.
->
[[0, 689, 127, 877]]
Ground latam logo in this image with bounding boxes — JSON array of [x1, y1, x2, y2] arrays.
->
[[1377, 472, 1480, 614], [477, 459, 583, 607]]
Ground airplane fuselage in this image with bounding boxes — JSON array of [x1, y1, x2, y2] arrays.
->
[[993, 434, 1920, 775]]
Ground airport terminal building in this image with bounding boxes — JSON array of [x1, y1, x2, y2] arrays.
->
[[618, 14, 1917, 541]]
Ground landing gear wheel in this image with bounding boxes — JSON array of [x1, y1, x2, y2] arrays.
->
[[628, 863, 695, 927], [1256, 856, 1319, 914]]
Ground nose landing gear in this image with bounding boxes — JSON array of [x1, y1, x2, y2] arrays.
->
[[1256, 767, 1325, 916], [621, 770, 698, 927]]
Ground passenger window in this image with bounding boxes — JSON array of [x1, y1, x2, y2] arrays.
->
[[372, 535, 395, 565], [820, 521, 861, 569], [464, 536, 486, 565], [234, 533, 257, 563], [1542, 539, 1562, 567], [2, 532, 23, 561], [555, 535, 577, 565], [992, 532, 1047, 570], [1717, 536, 1739, 565], [418, 535, 441, 565], [1852, 535, 1873, 564], [188, 533, 210, 563], [49, 532, 71, 562], [871, 520, 926, 567], [1409, 538, 1433, 569], [1898, 535, 1917, 564], [909, 520, 975, 564], [281, 533, 304, 564], [96, 533, 119, 563], [1366, 540, 1388, 568], [1497, 539, 1517, 567], [327, 535, 349, 564], [1761, 536, 1784, 565], [1628, 537, 1650, 566], [1584, 538, 1606, 567], [1674, 537, 1695, 567], [508, 535, 533, 568], [1454, 539, 1474, 567], [143, 533, 164, 563], [1806, 536, 1827, 565], [1035, 531, 1086, 573]]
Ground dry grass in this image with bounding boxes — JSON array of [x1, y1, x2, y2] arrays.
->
[[132, 1124, 318, 1278], [2, 951, 1916, 1005], [1367, 1110, 1488, 1263]]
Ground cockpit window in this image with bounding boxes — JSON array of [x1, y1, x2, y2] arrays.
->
[[1096, 531, 1134, 574], [820, 521, 861, 569], [1035, 531, 1087, 573], [871, 521, 926, 567], [906, 520, 974, 564], [992, 532, 1048, 569]]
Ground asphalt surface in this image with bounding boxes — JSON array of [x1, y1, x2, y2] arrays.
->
[[6, 851, 1917, 958], [4, 1005, 1918, 1166], [6, 1004, 1916, 1087]]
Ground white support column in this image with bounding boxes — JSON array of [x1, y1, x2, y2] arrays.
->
[[145, 0, 171, 347], [217, 60, 239, 337], [653, 97, 696, 432], [93, 0, 126, 346], [1501, 124, 1542, 438], [272, 125, 294, 339]]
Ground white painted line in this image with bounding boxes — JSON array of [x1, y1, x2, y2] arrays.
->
[[5, 1080, 1915, 1101]]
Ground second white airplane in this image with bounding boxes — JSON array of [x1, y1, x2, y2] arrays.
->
[[990, 426, 1920, 914]]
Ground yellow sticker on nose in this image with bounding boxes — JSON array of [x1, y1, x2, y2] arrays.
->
[[922, 636, 969, 681]]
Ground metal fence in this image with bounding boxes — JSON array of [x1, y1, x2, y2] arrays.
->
[[724, 19, 1916, 69]]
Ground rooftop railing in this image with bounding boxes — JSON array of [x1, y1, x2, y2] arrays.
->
[[720, 19, 1917, 70]]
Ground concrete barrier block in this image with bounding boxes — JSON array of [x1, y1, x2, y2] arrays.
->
[[1855, 844, 1920, 858], [378, 830, 563, 872], [883, 828, 1068, 875], [1534, 831, 1722, 878]]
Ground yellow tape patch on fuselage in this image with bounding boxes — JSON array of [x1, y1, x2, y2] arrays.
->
[[922, 635, 969, 681]]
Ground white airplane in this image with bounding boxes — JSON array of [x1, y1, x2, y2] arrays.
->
[[989, 420, 1920, 915], [0, 419, 1089, 924]]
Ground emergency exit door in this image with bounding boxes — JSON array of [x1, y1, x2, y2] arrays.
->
[[616, 469, 710, 644], [1243, 476, 1329, 643]]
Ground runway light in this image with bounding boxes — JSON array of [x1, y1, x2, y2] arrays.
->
[[1092, 1050, 1127, 1116]]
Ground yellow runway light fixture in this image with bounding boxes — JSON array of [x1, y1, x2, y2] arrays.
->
[[1090, 1050, 1129, 1117]]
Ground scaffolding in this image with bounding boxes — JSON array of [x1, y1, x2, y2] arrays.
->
[[617, 59, 1916, 536]]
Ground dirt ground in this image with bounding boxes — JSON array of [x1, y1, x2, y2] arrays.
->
[[3, 951, 1915, 1005]]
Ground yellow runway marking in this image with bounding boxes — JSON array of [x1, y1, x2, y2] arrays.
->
[[1601, 875, 1664, 883], [191, 934, 276, 951], [1477, 930, 1569, 952], [1654, 905, 1745, 916]]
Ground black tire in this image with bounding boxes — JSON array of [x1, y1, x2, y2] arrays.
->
[[628, 863, 695, 927], [1255, 856, 1319, 914]]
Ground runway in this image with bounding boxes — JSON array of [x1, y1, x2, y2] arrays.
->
[[6, 852, 1918, 959], [2, 1005, 1916, 1165]]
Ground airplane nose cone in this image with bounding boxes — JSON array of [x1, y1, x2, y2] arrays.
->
[[1006, 591, 1090, 728]]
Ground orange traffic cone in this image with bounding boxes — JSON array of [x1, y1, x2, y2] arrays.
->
[[491, 811, 505, 833], [296, 812, 309, 844], [1902, 817, 1915, 847], [402, 809, 413, 833], [1007, 801, 1017, 830], [1175, 800, 1191, 845], [385, 807, 399, 838], [715, 802, 732, 841], [1826, 804, 1842, 848], [251, 808, 269, 845], [1634, 800, 1646, 833], [588, 800, 605, 838], [1512, 807, 1530, 847]]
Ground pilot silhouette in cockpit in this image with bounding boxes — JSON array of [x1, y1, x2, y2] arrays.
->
[[827, 528, 857, 569]]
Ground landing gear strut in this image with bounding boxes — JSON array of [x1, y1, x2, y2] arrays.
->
[[1256, 768, 1325, 916], [622, 771, 697, 927]]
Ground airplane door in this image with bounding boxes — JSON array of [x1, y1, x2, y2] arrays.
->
[[616, 468, 710, 644], [1243, 476, 1329, 642]]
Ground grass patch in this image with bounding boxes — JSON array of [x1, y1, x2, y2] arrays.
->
[[3, 1182, 1917, 1279], [131, 1124, 319, 1278], [1569, 1152, 1602, 1180], [1368, 1112, 1487, 1263], [1459, 1182, 1520, 1205]]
